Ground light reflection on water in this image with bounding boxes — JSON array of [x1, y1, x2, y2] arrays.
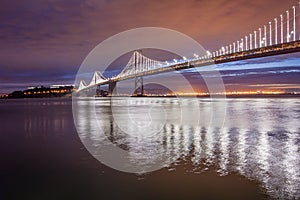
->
[[23, 99, 69, 137], [74, 97, 300, 199]]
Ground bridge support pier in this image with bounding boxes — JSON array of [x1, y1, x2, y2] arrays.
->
[[96, 85, 101, 96], [134, 76, 144, 96], [108, 81, 117, 96]]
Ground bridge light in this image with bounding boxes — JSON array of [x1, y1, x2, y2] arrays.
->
[[293, 6, 296, 41], [173, 59, 177, 63], [193, 53, 199, 59], [280, 14, 284, 43], [240, 43, 243, 49], [255, 30, 258, 48], [259, 28, 262, 47], [183, 56, 187, 61], [233, 42, 236, 53], [287, 10, 290, 42], [250, 33, 253, 50], [274, 18, 278, 45], [264, 25, 267, 47], [269, 22, 272, 46]]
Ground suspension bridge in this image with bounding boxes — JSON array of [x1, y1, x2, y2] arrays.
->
[[76, 3, 300, 96]]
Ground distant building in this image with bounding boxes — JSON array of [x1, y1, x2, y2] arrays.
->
[[4, 85, 74, 98], [50, 84, 75, 89]]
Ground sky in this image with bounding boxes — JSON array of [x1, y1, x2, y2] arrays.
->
[[0, 0, 300, 94]]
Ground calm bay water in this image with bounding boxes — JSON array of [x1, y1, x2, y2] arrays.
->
[[1, 97, 300, 199]]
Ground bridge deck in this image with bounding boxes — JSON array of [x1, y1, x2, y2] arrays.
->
[[77, 40, 300, 92]]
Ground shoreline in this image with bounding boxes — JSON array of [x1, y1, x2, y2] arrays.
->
[[1, 93, 300, 99]]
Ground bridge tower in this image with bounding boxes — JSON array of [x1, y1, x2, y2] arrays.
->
[[134, 50, 144, 96], [134, 76, 144, 96], [108, 81, 117, 96], [96, 84, 101, 96]]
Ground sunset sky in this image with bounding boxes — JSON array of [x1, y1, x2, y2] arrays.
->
[[1, 0, 300, 94]]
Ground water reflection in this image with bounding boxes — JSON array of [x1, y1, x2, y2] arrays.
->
[[74, 97, 300, 199], [23, 99, 68, 137]]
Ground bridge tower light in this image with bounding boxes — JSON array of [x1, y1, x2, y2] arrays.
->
[[245, 36, 248, 50], [237, 41, 240, 52], [233, 42, 236, 53], [287, 10, 290, 42], [299, 2, 300, 40], [258, 28, 261, 48], [206, 50, 211, 58], [229, 44, 232, 54], [254, 31, 257, 49], [269, 22, 272, 46], [274, 18, 278, 45], [250, 33, 253, 49], [241, 39, 244, 51], [221, 46, 225, 54], [293, 6, 296, 41], [193, 53, 199, 59], [264, 25, 267, 47], [280, 14, 284, 43]]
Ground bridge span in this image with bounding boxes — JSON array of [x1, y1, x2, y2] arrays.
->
[[76, 3, 300, 96]]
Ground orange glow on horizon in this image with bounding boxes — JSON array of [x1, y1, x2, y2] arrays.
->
[[143, 90, 286, 96]]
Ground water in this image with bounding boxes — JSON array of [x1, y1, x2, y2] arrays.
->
[[1, 98, 300, 199]]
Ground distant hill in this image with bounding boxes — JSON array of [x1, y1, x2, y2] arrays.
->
[[2, 86, 74, 99]]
